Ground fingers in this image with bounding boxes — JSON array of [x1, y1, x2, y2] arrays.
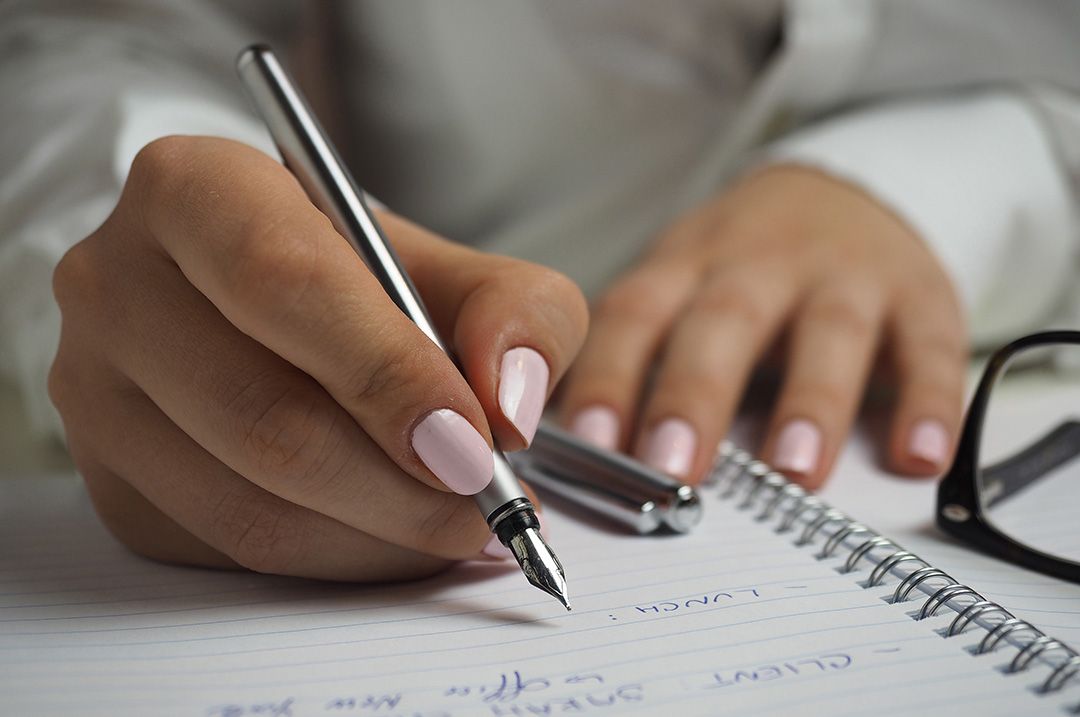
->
[[632, 263, 800, 483], [557, 258, 703, 452], [62, 378, 467, 581], [74, 455, 236, 570], [761, 281, 887, 488], [388, 212, 589, 450], [70, 248, 494, 561], [50, 134, 579, 581], [125, 136, 494, 495], [885, 286, 968, 476]]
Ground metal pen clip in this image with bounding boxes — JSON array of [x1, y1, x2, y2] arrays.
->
[[507, 421, 703, 534]]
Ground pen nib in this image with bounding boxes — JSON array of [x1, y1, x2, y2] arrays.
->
[[508, 527, 570, 611]]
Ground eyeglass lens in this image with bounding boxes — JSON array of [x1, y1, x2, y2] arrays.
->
[[977, 343, 1080, 565]]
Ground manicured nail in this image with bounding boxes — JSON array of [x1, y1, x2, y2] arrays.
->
[[411, 409, 494, 495], [908, 418, 949, 468], [499, 347, 550, 446], [482, 533, 512, 560], [773, 419, 822, 476], [569, 405, 619, 450], [642, 417, 697, 477]]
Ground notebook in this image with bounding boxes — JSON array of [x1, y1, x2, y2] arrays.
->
[[3, 441, 1080, 717]]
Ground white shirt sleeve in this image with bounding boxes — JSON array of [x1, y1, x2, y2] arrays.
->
[[762, 91, 1079, 348], [0, 1, 275, 438]]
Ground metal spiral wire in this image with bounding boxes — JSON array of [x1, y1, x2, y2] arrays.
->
[[707, 445, 1080, 698], [892, 567, 953, 604]]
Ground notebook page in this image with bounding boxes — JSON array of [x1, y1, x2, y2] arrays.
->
[[3, 475, 1076, 716], [820, 390, 1080, 651]]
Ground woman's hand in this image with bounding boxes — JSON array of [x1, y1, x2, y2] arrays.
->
[[49, 136, 588, 581], [559, 165, 967, 488]]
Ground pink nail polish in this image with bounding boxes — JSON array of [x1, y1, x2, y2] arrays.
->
[[411, 409, 494, 495], [499, 347, 550, 446], [569, 406, 619, 451], [908, 418, 949, 467], [482, 533, 512, 560], [773, 419, 822, 476], [642, 418, 696, 477]]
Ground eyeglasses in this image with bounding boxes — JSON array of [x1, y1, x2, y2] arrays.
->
[[937, 330, 1080, 584]]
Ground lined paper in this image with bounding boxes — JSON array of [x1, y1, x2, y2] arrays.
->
[[821, 382, 1080, 653], [3, 474, 1077, 716]]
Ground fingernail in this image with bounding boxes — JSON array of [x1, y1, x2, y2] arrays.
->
[[569, 405, 619, 450], [411, 409, 494, 495], [482, 533, 512, 560], [773, 419, 822, 476], [908, 418, 949, 468], [642, 417, 697, 477], [499, 347, 550, 447]]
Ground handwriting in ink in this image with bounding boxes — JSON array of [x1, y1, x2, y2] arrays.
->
[[451, 671, 549, 704], [634, 587, 766, 615], [708, 653, 852, 689], [487, 684, 644, 716], [207, 698, 295, 717], [324, 694, 403, 711], [446, 671, 609, 704], [562, 674, 604, 686]]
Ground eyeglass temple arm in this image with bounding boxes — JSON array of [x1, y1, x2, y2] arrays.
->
[[979, 419, 1080, 508]]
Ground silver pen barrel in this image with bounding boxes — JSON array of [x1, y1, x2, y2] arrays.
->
[[236, 44, 567, 609]]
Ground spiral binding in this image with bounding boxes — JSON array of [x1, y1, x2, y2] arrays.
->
[[708, 441, 1080, 699]]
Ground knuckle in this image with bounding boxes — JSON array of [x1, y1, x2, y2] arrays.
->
[[783, 380, 850, 421], [594, 273, 670, 326], [919, 331, 968, 367], [223, 212, 326, 313], [211, 489, 306, 574], [904, 377, 959, 407], [411, 493, 485, 557], [503, 264, 590, 352], [902, 365, 965, 404], [531, 266, 590, 331], [46, 356, 72, 415], [529, 264, 584, 306], [52, 239, 104, 312], [128, 135, 197, 203], [674, 372, 731, 405], [896, 330, 968, 374], [230, 376, 345, 494], [650, 356, 729, 402], [80, 467, 135, 543], [804, 298, 877, 341], [689, 282, 770, 329], [343, 342, 427, 413]]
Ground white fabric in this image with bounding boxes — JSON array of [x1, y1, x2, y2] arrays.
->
[[766, 92, 1078, 345], [1, 0, 1079, 453]]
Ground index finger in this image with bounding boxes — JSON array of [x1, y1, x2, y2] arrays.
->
[[126, 136, 494, 495], [389, 213, 589, 450]]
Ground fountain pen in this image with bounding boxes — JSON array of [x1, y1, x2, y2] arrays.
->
[[235, 45, 569, 610]]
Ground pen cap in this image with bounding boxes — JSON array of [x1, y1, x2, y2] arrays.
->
[[508, 453, 664, 535], [526, 422, 703, 533]]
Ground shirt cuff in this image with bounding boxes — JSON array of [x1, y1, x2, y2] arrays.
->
[[0, 90, 276, 440], [761, 91, 1078, 346]]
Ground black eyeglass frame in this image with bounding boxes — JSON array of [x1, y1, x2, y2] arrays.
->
[[937, 330, 1080, 584]]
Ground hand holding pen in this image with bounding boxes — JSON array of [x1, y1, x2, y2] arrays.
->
[[237, 46, 575, 605], [48, 91, 587, 593]]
